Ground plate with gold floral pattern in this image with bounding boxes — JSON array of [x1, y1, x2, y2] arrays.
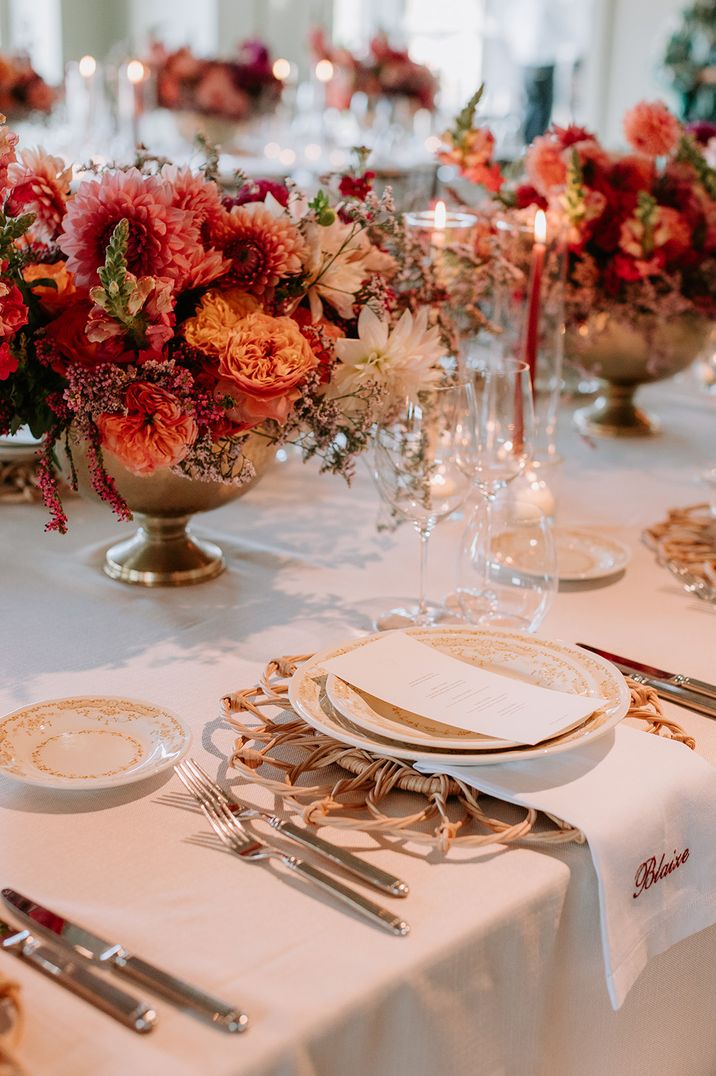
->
[[0, 696, 191, 789]]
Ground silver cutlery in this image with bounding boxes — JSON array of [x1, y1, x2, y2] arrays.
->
[[176, 758, 409, 898], [577, 644, 716, 718], [175, 767, 410, 937], [0, 919, 157, 1033], [1, 888, 248, 1033]]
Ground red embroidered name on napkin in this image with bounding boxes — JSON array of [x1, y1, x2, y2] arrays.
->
[[633, 848, 690, 899]]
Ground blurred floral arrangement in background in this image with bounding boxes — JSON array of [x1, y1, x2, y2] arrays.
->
[[310, 29, 437, 112], [148, 40, 281, 121], [440, 89, 716, 325], [0, 53, 57, 118], [0, 122, 478, 533]]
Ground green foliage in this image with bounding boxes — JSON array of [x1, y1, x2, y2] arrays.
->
[[452, 84, 485, 141], [636, 191, 657, 256], [309, 189, 336, 225], [676, 134, 716, 200], [561, 150, 587, 229], [0, 209, 35, 269]]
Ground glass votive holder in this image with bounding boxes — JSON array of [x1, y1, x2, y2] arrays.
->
[[701, 466, 716, 517]]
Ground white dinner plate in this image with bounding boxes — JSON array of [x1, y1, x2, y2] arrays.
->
[[289, 628, 630, 767], [493, 526, 631, 582], [0, 696, 191, 790]]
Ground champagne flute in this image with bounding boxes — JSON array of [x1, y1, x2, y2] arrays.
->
[[371, 379, 475, 629]]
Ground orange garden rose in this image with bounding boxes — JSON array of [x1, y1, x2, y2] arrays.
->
[[96, 382, 198, 475], [23, 262, 76, 312], [218, 311, 318, 425], [182, 288, 259, 354]]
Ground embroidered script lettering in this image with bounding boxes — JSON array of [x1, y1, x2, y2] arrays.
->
[[633, 848, 690, 899]]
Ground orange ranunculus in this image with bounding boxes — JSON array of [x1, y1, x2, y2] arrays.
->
[[96, 382, 198, 476], [182, 287, 259, 355], [23, 262, 76, 312], [218, 311, 318, 425]]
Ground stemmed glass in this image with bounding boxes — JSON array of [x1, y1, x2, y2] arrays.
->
[[453, 358, 544, 627], [371, 379, 475, 629]]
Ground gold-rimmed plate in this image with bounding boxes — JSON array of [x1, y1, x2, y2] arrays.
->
[[0, 696, 191, 790], [289, 628, 630, 766]]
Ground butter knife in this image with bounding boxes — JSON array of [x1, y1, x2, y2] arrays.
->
[[2, 889, 248, 1033], [0, 920, 156, 1033], [577, 645, 716, 718], [184, 759, 409, 898]]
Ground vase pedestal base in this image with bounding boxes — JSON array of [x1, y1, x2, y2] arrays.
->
[[104, 514, 226, 587], [574, 384, 659, 438]]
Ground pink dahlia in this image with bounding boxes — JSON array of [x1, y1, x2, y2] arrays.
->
[[160, 164, 225, 238], [58, 168, 202, 291], [623, 101, 681, 157], [213, 196, 305, 294], [6, 148, 71, 244], [525, 134, 567, 196]]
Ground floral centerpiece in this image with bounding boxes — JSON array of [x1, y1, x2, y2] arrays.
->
[[439, 91, 716, 434], [0, 122, 457, 559], [310, 29, 437, 112], [148, 40, 281, 121], [0, 53, 57, 118]]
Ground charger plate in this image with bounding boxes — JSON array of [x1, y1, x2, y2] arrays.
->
[[0, 696, 190, 789], [288, 627, 630, 766]]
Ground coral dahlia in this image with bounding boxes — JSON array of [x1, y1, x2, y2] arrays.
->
[[58, 168, 205, 291], [623, 101, 681, 158], [7, 148, 71, 244], [212, 193, 305, 294]]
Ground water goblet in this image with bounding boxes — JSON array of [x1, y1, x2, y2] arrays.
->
[[371, 379, 475, 629]]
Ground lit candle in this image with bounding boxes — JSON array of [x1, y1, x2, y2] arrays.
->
[[315, 59, 334, 84], [523, 208, 547, 387], [78, 55, 96, 138], [404, 201, 476, 262], [431, 199, 447, 250], [126, 59, 145, 147], [272, 58, 291, 82]]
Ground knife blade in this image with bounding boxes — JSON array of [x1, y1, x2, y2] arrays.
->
[[0, 920, 156, 1033], [577, 645, 716, 719], [2, 889, 248, 1034], [578, 644, 716, 704]]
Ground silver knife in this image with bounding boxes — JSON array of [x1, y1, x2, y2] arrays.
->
[[2, 889, 248, 1034], [577, 645, 716, 719], [187, 759, 409, 898], [578, 644, 716, 704], [0, 919, 156, 1033]]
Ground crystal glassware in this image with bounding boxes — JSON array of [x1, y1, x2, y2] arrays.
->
[[371, 379, 475, 629]]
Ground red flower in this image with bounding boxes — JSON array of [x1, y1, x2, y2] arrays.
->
[[514, 184, 547, 210], [553, 124, 595, 149], [0, 281, 28, 337], [223, 179, 290, 209], [0, 341, 18, 379], [338, 171, 375, 200]]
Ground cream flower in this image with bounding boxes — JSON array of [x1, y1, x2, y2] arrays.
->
[[332, 306, 443, 407], [303, 219, 394, 321]]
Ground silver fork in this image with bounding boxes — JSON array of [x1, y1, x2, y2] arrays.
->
[[177, 758, 408, 898], [175, 766, 410, 937]]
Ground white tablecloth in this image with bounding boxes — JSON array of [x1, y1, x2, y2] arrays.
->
[[2, 382, 716, 1076]]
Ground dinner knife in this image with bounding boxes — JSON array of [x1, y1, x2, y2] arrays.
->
[[2, 889, 248, 1034], [0, 919, 156, 1033], [577, 645, 716, 719], [578, 644, 716, 704]]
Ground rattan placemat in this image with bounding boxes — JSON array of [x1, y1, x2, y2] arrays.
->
[[643, 503, 716, 597], [221, 654, 694, 852]]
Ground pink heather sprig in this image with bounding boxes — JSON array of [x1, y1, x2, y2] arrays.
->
[[36, 444, 68, 534], [83, 425, 132, 523]]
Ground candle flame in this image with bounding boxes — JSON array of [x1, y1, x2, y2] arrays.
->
[[79, 55, 96, 79], [272, 58, 291, 81], [434, 200, 447, 230], [127, 60, 146, 85], [534, 208, 547, 244], [315, 60, 334, 83]]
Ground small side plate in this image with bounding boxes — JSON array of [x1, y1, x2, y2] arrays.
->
[[493, 526, 631, 582], [0, 696, 191, 790]]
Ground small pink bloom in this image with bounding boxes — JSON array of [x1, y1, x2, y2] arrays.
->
[[623, 101, 681, 157], [0, 280, 28, 337], [97, 382, 198, 476], [6, 148, 71, 244], [525, 134, 567, 195]]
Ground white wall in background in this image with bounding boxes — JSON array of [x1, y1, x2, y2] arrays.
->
[[128, 0, 218, 53], [7, 0, 62, 81]]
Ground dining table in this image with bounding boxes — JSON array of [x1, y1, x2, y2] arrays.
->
[[1, 378, 716, 1076]]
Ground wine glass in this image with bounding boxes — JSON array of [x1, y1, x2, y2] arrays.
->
[[371, 380, 475, 629]]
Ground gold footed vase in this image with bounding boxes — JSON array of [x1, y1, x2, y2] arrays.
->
[[65, 436, 274, 586], [567, 312, 711, 437]]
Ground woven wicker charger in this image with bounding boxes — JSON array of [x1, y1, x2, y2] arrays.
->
[[222, 653, 695, 853]]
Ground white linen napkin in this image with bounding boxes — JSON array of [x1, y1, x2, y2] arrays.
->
[[415, 725, 716, 1008]]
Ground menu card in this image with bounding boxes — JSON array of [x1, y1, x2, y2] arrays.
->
[[321, 633, 605, 746]]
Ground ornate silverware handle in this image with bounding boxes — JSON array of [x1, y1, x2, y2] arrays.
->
[[629, 673, 716, 718], [672, 674, 716, 703], [274, 819, 409, 897], [116, 954, 248, 1033], [285, 859, 411, 936], [20, 939, 156, 1033]]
